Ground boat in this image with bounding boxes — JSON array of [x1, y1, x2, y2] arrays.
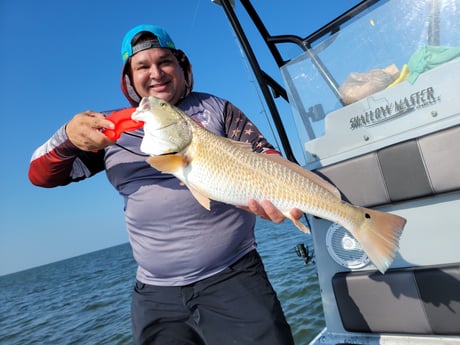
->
[[213, 0, 460, 344]]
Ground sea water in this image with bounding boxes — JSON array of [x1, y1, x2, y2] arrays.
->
[[0, 219, 324, 344]]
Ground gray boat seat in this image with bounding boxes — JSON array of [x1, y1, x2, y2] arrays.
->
[[332, 264, 460, 334], [317, 125, 460, 207]]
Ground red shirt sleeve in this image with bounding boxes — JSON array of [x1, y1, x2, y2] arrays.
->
[[28, 125, 105, 188]]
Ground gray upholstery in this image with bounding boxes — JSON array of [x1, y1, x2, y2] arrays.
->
[[332, 264, 460, 334], [318, 125, 460, 207]]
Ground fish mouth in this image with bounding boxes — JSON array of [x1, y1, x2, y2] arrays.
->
[[149, 122, 177, 131], [158, 151, 178, 156]]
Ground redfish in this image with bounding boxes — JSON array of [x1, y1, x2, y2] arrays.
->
[[132, 96, 406, 273]]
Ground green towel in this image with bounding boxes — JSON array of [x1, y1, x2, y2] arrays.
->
[[407, 45, 460, 84]]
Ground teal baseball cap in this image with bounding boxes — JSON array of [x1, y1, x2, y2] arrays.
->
[[121, 24, 176, 62]]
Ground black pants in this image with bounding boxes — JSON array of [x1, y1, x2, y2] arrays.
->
[[131, 250, 295, 345]]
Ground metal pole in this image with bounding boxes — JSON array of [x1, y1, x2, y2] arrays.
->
[[217, 0, 299, 164]]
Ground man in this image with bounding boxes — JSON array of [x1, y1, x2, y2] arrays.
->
[[29, 24, 301, 345]]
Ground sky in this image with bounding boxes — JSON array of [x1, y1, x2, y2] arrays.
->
[[0, 0, 361, 276]]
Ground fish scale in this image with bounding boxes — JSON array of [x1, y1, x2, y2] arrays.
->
[[186, 129, 331, 213]]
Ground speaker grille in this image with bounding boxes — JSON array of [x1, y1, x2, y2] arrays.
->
[[326, 223, 370, 269]]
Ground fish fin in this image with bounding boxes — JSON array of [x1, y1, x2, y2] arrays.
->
[[349, 207, 406, 273], [287, 216, 310, 234], [147, 155, 211, 210], [188, 185, 212, 211], [285, 213, 310, 234], [146, 155, 187, 173], [265, 154, 341, 199]]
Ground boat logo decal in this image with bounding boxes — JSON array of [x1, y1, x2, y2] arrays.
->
[[349, 87, 440, 130]]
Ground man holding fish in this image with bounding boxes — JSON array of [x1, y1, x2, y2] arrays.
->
[[29, 24, 301, 344]]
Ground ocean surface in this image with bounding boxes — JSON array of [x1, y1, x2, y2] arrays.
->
[[0, 219, 325, 345]]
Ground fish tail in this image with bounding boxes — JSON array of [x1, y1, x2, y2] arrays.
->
[[350, 207, 406, 273]]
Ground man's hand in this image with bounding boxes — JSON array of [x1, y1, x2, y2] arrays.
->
[[241, 199, 303, 223], [65, 110, 115, 151]]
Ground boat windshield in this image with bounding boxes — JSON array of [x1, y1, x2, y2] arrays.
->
[[281, 0, 460, 165]]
